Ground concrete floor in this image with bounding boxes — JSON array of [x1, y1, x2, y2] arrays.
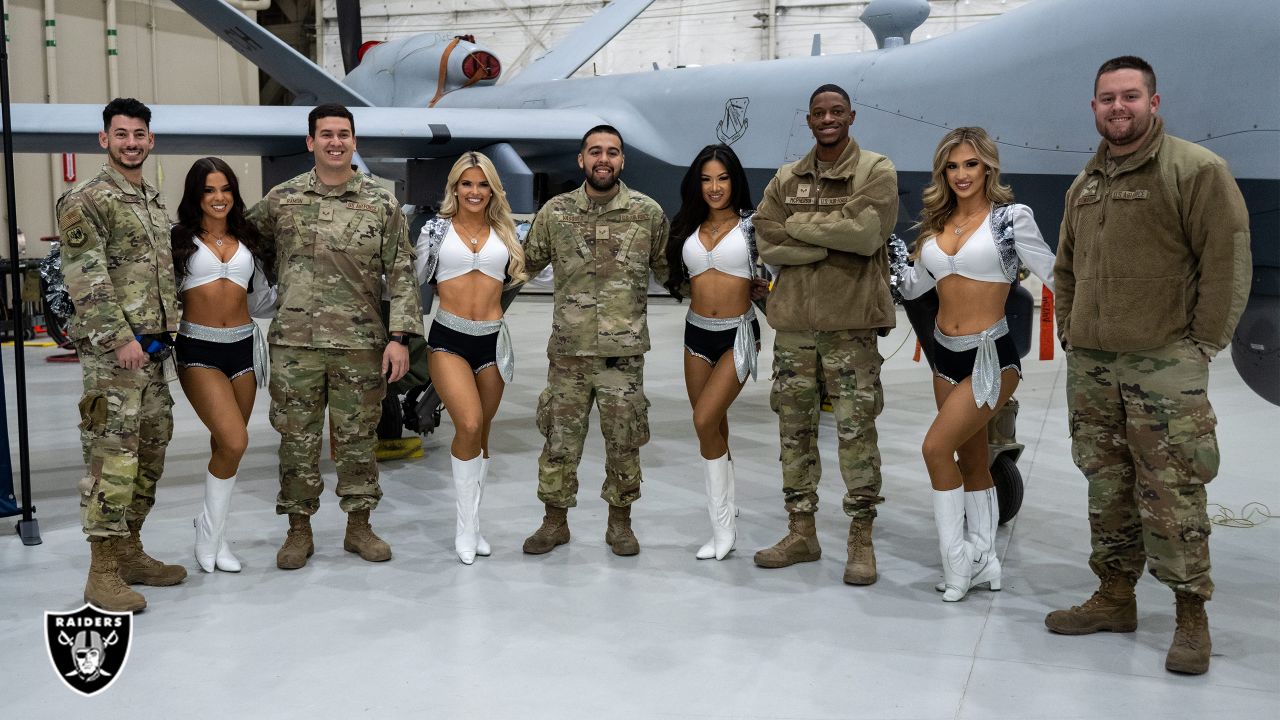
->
[[2, 298, 1277, 719]]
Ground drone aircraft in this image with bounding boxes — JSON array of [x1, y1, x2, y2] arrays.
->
[[4, 0, 1275, 404]]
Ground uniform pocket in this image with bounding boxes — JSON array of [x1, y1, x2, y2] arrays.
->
[[1163, 413, 1220, 485], [77, 393, 109, 434], [535, 387, 554, 439]]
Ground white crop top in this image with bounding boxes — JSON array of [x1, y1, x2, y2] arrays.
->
[[682, 225, 752, 280], [181, 237, 253, 292], [898, 204, 1056, 300], [435, 225, 509, 283]]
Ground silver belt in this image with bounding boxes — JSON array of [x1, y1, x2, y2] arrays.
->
[[933, 317, 1009, 409], [686, 306, 758, 382], [179, 320, 269, 388], [434, 308, 514, 383]]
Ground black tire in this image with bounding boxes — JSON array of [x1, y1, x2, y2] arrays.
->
[[991, 453, 1024, 525]]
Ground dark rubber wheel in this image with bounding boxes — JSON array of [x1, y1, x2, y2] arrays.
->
[[992, 453, 1024, 525]]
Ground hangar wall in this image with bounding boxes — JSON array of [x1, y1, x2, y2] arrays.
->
[[317, 0, 1030, 78], [1, 0, 262, 257]]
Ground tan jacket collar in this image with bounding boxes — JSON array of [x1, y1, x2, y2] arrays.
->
[[790, 138, 863, 180], [101, 164, 157, 200], [305, 168, 364, 196]]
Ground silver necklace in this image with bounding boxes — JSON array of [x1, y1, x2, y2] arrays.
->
[[951, 206, 988, 236], [204, 230, 228, 247]]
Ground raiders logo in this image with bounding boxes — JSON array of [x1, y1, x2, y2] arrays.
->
[[44, 604, 133, 697]]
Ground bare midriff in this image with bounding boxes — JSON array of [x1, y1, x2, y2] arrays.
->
[[181, 280, 251, 328], [689, 270, 751, 318], [437, 271, 504, 321], [934, 275, 1010, 337]]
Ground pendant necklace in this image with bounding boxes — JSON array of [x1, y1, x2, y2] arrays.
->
[[951, 206, 988, 236], [204, 230, 227, 247]]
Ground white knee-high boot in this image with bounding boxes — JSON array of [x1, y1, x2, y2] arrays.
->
[[936, 487, 1002, 592], [453, 455, 483, 564], [194, 471, 241, 573], [695, 453, 736, 560], [965, 487, 1002, 590], [475, 456, 492, 557], [933, 488, 972, 601]]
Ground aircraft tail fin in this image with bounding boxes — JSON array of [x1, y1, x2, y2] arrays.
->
[[508, 0, 656, 85], [170, 0, 372, 107]]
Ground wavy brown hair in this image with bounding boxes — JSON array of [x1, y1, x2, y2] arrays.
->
[[437, 151, 527, 284], [912, 127, 1014, 259]]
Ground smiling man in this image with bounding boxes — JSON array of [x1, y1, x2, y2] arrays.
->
[[248, 104, 423, 569], [59, 98, 186, 612], [1047, 56, 1251, 676], [520, 125, 670, 557], [753, 84, 899, 585]]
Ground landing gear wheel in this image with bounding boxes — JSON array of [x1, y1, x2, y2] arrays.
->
[[991, 453, 1024, 525]]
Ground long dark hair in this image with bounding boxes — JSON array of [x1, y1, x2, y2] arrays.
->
[[171, 157, 269, 286], [664, 144, 754, 299]]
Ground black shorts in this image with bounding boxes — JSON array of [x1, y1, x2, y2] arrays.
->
[[934, 332, 1021, 385], [175, 334, 254, 380], [684, 318, 760, 365], [427, 321, 498, 373]]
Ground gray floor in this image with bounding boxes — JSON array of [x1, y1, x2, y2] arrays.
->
[[3, 299, 1278, 719]]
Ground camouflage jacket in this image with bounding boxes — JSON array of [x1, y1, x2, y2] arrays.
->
[[248, 170, 423, 349], [524, 181, 670, 357], [57, 164, 178, 351]]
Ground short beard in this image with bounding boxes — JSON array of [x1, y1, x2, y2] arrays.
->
[[585, 172, 618, 193], [110, 150, 145, 169]]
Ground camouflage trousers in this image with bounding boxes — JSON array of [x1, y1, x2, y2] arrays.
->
[[269, 345, 387, 515], [1067, 340, 1219, 600], [536, 354, 650, 508], [75, 340, 174, 538], [771, 330, 885, 518]]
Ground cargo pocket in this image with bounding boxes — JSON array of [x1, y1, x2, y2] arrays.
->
[[852, 362, 884, 419], [1164, 412, 1220, 485], [535, 387, 554, 439], [78, 393, 108, 435], [621, 393, 651, 448]]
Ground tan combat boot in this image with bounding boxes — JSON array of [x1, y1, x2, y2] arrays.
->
[[604, 505, 639, 556], [115, 517, 187, 586], [522, 504, 570, 554], [843, 517, 877, 585], [1044, 575, 1138, 634], [84, 538, 147, 612], [1165, 594, 1211, 675], [344, 509, 392, 562], [276, 514, 315, 569], [754, 512, 822, 568]]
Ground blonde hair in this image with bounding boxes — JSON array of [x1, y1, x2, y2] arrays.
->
[[911, 127, 1015, 260], [438, 151, 527, 283]]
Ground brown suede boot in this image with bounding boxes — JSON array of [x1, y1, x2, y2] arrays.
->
[[843, 517, 877, 585], [344, 509, 392, 562], [605, 505, 639, 556], [115, 518, 187, 586], [754, 512, 822, 568], [1044, 575, 1138, 634], [522, 504, 570, 554], [276, 514, 315, 569], [1165, 594, 1211, 675], [84, 538, 147, 612]]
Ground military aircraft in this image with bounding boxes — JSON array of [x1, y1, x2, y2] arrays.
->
[[4, 0, 1276, 408]]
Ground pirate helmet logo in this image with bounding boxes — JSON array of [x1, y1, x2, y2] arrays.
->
[[44, 604, 133, 697]]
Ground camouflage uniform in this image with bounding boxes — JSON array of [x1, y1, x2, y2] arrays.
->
[[59, 164, 178, 538], [1056, 118, 1251, 599], [754, 140, 899, 519], [249, 170, 423, 515], [523, 181, 669, 508]]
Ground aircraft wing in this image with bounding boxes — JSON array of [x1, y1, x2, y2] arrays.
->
[[509, 0, 657, 84], [3, 104, 604, 157], [169, 0, 372, 107]]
